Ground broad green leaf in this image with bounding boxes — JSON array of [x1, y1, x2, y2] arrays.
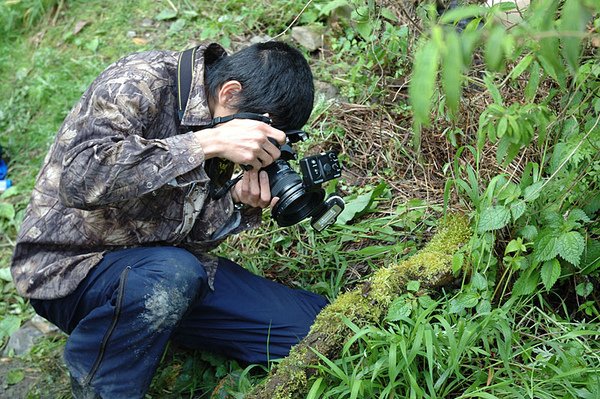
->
[[483, 74, 503, 105], [581, 239, 600, 274], [476, 299, 492, 314], [155, 9, 178, 20], [568, 209, 590, 224], [523, 181, 544, 202], [541, 259, 561, 290], [576, 281, 593, 297], [485, 26, 505, 72], [510, 54, 534, 80], [557, 230, 585, 266], [439, 5, 487, 24], [560, 0, 588, 73], [534, 234, 559, 262], [85, 37, 99, 53], [452, 252, 464, 274], [524, 61, 541, 101], [449, 292, 479, 314], [320, 0, 350, 16], [6, 369, 25, 385], [497, 116, 508, 138], [336, 182, 388, 224], [519, 225, 538, 241], [442, 30, 463, 117], [505, 239, 524, 254], [356, 21, 372, 40], [410, 38, 440, 127], [0, 267, 11, 282], [496, 136, 511, 164], [538, 36, 566, 87], [0, 315, 21, 339], [0, 202, 15, 220], [387, 298, 412, 321], [512, 268, 539, 297], [471, 272, 487, 291], [510, 200, 526, 221], [407, 280, 420, 292], [168, 19, 186, 35], [504, 142, 522, 165], [380, 7, 398, 22], [478, 205, 511, 233]]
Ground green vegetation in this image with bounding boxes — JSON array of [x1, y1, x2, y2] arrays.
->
[[1, 0, 599, 398]]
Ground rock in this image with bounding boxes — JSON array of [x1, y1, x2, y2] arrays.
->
[[314, 80, 340, 102], [126, 31, 137, 38], [2, 322, 44, 357], [291, 26, 324, 51], [249, 34, 272, 45], [1, 316, 61, 357], [486, 0, 530, 27], [29, 315, 59, 335], [140, 18, 154, 28]]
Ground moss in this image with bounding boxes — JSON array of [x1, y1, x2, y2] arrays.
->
[[426, 214, 471, 253], [310, 290, 383, 337], [247, 214, 472, 399]]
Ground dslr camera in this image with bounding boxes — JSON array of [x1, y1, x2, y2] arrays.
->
[[204, 113, 345, 231], [264, 129, 344, 231]]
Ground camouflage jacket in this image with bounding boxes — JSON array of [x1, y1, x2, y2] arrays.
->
[[11, 43, 261, 300]]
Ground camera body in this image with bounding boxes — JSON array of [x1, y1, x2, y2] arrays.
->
[[262, 130, 344, 231], [198, 113, 345, 231]]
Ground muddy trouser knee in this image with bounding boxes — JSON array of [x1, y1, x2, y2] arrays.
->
[[31, 247, 209, 398], [31, 247, 328, 399]]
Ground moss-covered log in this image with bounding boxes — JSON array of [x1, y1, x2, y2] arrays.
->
[[245, 214, 471, 399]]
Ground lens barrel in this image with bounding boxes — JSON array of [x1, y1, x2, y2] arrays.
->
[[263, 160, 325, 227]]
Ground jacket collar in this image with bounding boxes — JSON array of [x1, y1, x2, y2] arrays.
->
[[180, 43, 227, 127]]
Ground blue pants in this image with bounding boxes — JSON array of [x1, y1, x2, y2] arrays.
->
[[31, 247, 328, 398]]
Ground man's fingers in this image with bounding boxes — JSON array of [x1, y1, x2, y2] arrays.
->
[[262, 124, 286, 145], [259, 171, 271, 205], [269, 196, 279, 209], [262, 140, 281, 161]]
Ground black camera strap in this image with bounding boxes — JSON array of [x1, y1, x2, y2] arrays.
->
[[176, 49, 274, 200], [177, 47, 272, 128], [177, 46, 197, 122]]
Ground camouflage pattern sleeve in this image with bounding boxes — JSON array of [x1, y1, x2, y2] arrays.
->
[[58, 59, 208, 210]]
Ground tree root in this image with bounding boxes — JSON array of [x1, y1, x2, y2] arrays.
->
[[246, 214, 471, 399]]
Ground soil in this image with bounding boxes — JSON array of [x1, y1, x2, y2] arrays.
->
[[0, 357, 44, 399]]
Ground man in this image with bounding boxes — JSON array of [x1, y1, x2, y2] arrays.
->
[[11, 41, 328, 398]]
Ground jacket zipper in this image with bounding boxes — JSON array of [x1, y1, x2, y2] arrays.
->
[[83, 266, 131, 386]]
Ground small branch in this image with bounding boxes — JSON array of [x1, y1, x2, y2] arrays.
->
[[272, 0, 314, 41]]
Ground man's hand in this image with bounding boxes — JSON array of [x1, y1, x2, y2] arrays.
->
[[231, 169, 278, 209], [196, 119, 286, 170]]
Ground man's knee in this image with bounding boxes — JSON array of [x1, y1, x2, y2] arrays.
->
[[133, 247, 207, 289], [126, 247, 208, 331]]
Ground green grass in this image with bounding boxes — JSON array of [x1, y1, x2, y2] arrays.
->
[[309, 298, 600, 398], [1, 0, 599, 398]]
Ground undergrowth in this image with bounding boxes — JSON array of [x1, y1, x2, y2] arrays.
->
[[1, 0, 599, 398]]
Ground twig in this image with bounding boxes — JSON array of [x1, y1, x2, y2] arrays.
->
[[166, 0, 178, 13], [271, 0, 314, 41]]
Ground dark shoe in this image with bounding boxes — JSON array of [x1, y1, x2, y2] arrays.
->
[[70, 375, 101, 399]]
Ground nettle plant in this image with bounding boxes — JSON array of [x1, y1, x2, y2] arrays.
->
[[409, 0, 600, 314]]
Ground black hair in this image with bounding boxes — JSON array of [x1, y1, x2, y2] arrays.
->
[[205, 41, 314, 130]]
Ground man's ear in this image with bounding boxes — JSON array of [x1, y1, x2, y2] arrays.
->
[[217, 80, 242, 109]]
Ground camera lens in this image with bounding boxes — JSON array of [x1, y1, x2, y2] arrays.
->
[[263, 160, 325, 227]]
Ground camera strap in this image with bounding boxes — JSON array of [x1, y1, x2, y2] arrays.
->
[[177, 46, 197, 122], [176, 47, 272, 128], [176, 49, 273, 200]]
